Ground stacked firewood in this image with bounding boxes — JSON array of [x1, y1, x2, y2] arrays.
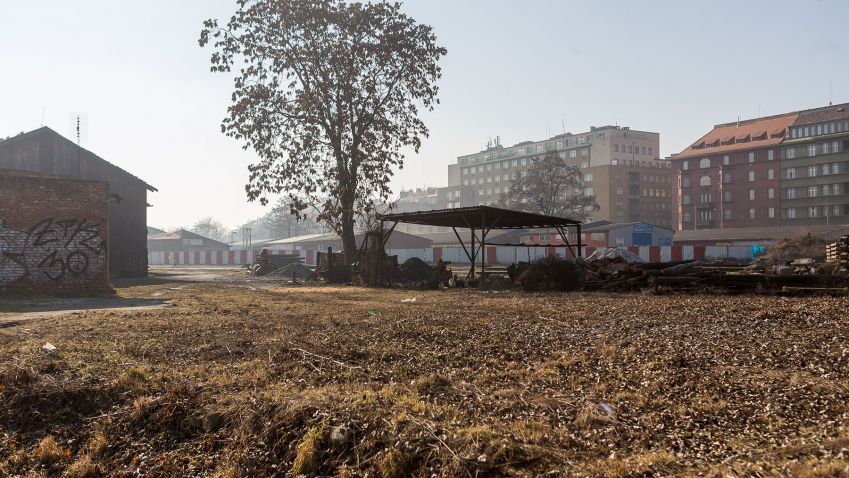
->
[[826, 236, 849, 274]]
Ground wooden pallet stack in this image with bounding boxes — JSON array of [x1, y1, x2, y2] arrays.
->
[[826, 236, 849, 273]]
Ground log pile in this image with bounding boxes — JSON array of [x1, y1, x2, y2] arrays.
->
[[826, 236, 849, 274]]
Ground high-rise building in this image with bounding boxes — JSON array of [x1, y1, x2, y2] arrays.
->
[[450, 126, 675, 227]]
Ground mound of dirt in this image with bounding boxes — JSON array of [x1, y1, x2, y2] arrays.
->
[[270, 263, 315, 280], [515, 257, 585, 291], [762, 234, 828, 261], [397, 257, 433, 283]]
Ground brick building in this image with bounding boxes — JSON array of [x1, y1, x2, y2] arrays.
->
[[671, 102, 849, 231], [0, 170, 110, 293], [0, 127, 156, 277], [451, 126, 675, 228]]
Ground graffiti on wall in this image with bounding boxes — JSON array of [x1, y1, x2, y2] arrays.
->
[[0, 218, 106, 286]]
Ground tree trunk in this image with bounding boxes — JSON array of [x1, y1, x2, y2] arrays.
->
[[340, 203, 357, 266]]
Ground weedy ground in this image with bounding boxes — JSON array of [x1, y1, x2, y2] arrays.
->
[[1, 270, 848, 477]]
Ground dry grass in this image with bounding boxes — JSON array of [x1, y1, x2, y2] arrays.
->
[[2, 272, 849, 476]]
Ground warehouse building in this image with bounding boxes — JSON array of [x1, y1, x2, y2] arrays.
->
[[0, 127, 156, 277]]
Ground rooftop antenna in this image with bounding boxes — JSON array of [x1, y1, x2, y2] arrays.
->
[[68, 113, 89, 145], [40, 107, 46, 127], [561, 118, 566, 135]]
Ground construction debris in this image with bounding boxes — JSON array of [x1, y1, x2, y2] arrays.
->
[[827, 235, 849, 275]]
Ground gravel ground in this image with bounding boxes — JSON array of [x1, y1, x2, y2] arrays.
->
[[1, 273, 848, 477]]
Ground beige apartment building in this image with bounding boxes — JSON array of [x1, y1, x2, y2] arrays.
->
[[451, 125, 675, 228]]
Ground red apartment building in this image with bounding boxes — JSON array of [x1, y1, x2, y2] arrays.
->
[[671, 113, 797, 230]]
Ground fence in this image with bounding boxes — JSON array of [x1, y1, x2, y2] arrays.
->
[[149, 245, 757, 268]]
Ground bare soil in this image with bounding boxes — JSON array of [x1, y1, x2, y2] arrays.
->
[[1, 268, 848, 477]]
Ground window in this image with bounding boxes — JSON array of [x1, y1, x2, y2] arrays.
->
[[808, 186, 818, 198], [683, 194, 691, 205], [487, 164, 492, 171], [462, 168, 468, 175], [748, 189, 755, 200], [787, 148, 796, 159], [809, 207, 819, 218], [581, 161, 589, 168], [833, 163, 840, 175], [808, 166, 817, 177], [787, 188, 796, 199], [822, 164, 830, 176], [558, 152, 567, 159], [768, 169, 774, 180], [724, 210, 733, 221], [512, 160, 518, 167], [584, 173, 593, 182], [724, 191, 732, 202], [833, 142, 840, 153], [823, 185, 831, 196], [521, 158, 527, 166], [723, 172, 732, 184], [583, 187, 594, 196], [768, 207, 775, 219], [786, 167, 796, 179], [700, 158, 711, 168], [767, 150, 774, 161], [683, 160, 689, 170], [463, 179, 469, 186], [834, 184, 841, 195], [581, 149, 589, 158], [494, 162, 501, 170], [470, 166, 476, 173], [787, 208, 796, 219], [471, 178, 477, 185], [748, 152, 755, 163], [748, 171, 755, 182], [683, 212, 691, 222], [569, 150, 577, 159], [699, 175, 711, 186], [749, 209, 756, 220], [535, 145, 543, 153], [723, 155, 730, 165], [682, 177, 690, 187], [834, 205, 842, 217], [823, 142, 831, 154], [768, 188, 775, 199], [649, 147, 653, 156], [641, 146, 646, 155], [614, 144, 619, 153], [616, 187, 623, 195], [808, 144, 817, 156]]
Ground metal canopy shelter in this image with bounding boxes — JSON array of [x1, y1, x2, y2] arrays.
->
[[376, 206, 583, 280]]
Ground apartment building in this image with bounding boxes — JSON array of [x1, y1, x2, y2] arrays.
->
[[780, 104, 849, 225], [670, 114, 793, 230], [671, 102, 849, 231], [452, 126, 675, 228]]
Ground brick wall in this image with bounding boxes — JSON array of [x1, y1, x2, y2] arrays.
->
[[0, 172, 110, 294]]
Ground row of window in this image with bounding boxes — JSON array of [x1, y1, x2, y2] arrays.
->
[[789, 121, 849, 139], [682, 150, 776, 170], [613, 144, 654, 156], [460, 150, 590, 175], [458, 135, 597, 166], [785, 205, 844, 219], [785, 162, 841, 179], [786, 141, 842, 159], [611, 159, 673, 169], [786, 184, 842, 199], [683, 208, 776, 222]]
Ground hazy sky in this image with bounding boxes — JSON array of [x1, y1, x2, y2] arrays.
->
[[2, 0, 847, 231]]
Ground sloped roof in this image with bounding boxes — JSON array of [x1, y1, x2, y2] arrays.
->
[[793, 102, 849, 125], [0, 127, 156, 192], [673, 113, 797, 160], [148, 229, 230, 247]]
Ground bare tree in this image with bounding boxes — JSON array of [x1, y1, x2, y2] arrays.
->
[[498, 153, 599, 221], [200, 0, 446, 264], [190, 217, 229, 242]]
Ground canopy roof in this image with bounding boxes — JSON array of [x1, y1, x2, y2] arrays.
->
[[377, 206, 581, 229]]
